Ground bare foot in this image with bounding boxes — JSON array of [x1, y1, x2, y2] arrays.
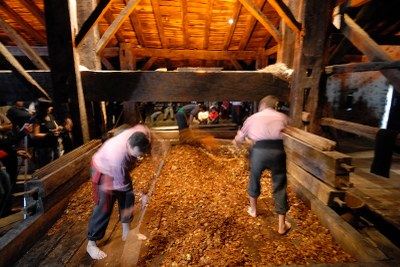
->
[[278, 221, 291, 235], [247, 207, 256, 218], [87, 244, 107, 260]]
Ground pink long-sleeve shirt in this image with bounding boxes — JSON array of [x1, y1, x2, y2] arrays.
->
[[234, 108, 289, 144], [92, 124, 150, 191]]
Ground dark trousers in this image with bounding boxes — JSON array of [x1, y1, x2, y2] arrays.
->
[[248, 140, 289, 215], [87, 179, 135, 241], [176, 111, 188, 131]]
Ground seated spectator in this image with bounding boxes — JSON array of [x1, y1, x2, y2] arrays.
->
[[6, 100, 32, 135], [197, 105, 209, 125], [209, 106, 219, 124]]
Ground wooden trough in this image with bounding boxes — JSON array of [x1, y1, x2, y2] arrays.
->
[[0, 139, 101, 267]]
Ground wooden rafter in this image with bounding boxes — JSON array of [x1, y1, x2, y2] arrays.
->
[[230, 59, 243, 70], [337, 13, 400, 92], [238, 0, 281, 43], [124, 0, 146, 47], [101, 57, 115, 70], [151, 0, 168, 47], [102, 47, 259, 60], [238, 0, 264, 50], [19, 0, 46, 26], [75, 0, 113, 47], [141, 56, 158, 70], [0, 41, 50, 99], [222, 0, 241, 50], [103, 10, 125, 43], [0, 17, 49, 70], [267, 0, 301, 34], [0, 2, 46, 44], [5, 45, 48, 56], [96, 0, 141, 54], [181, 0, 189, 48]]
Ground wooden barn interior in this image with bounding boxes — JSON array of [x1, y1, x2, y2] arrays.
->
[[0, 0, 399, 266]]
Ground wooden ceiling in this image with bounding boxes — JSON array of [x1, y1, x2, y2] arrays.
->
[[0, 0, 398, 71]]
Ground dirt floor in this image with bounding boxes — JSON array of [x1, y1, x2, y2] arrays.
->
[[16, 142, 356, 266]]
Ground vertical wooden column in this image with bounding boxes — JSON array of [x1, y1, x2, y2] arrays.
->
[[75, 0, 106, 138], [277, 0, 299, 68], [289, 0, 333, 133], [44, 0, 90, 144], [119, 43, 140, 125]]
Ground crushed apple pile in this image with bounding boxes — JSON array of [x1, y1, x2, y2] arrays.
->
[[51, 142, 356, 266]]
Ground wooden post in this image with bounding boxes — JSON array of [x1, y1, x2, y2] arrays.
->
[[290, 0, 333, 133], [44, 0, 90, 144]]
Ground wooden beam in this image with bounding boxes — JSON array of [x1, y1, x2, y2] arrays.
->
[[264, 45, 278, 56], [288, 174, 388, 262], [325, 60, 400, 75], [349, 0, 371, 7], [103, 10, 125, 43], [320, 117, 398, 141], [230, 59, 243, 70], [0, 42, 50, 99], [0, 17, 49, 70], [141, 57, 157, 71], [80, 70, 289, 102], [222, 0, 241, 50], [0, 2, 46, 45], [238, 0, 282, 43], [282, 126, 336, 151], [102, 47, 259, 60], [101, 57, 115, 70], [75, 0, 112, 47], [150, 0, 168, 47], [96, 0, 141, 55], [5, 46, 48, 57], [119, 43, 136, 70], [19, 0, 46, 26], [124, 0, 146, 47], [267, 0, 301, 33], [181, 0, 189, 48], [238, 0, 263, 51], [337, 14, 400, 93]]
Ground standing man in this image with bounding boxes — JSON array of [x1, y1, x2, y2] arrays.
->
[[86, 124, 151, 260], [232, 95, 291, 235]]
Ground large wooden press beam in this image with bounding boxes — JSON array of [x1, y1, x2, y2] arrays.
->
[[80, 70, 289, 101], [337, 14, 400, 93]]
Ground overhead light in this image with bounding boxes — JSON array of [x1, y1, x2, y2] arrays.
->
[[228, 18, 234, 24]]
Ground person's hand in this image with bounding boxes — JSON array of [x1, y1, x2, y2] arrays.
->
[[20, 123, 33, 135], [16, 150, 32, 159], [232, 139, 238, 147]]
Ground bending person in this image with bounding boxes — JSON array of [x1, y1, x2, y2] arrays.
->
[[86, 124, 151, 260]]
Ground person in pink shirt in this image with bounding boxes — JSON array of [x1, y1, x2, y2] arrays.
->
[[86, 124, 151, 260], [233, 95, 291, 235]]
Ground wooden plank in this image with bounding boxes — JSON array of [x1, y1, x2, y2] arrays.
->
[[0, 197, 69, 267], [4, 46, 48, 57], [288, 174, 388, 262], [287, 160, 346, 207], [141, 57, 158, 71], [81, 71, 289, 102], [320, 117, 395, 141], [95, 0, 141, 55], [0, 17, 49, 70], [0, 42, 51, 99], [283, 135, 352, 188], [325, 60, 400, 75], [19, 0, 46, 26], [282, 126, 337, 151], [120, 43, 136, 70]]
